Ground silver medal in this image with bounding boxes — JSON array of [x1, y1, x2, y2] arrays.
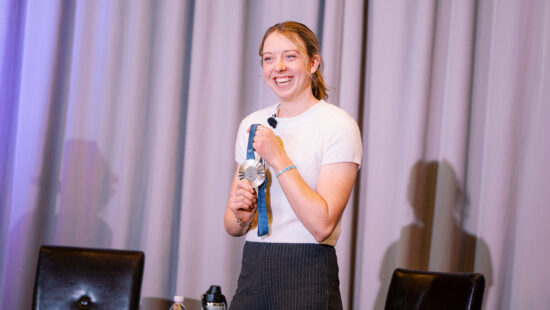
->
[[238, 159, 266, 188]]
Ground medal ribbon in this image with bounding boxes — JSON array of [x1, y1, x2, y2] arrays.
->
[[248, 124, 269, 236]]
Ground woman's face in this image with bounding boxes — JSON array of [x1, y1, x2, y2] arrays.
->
[[261, 32, 318, 103]]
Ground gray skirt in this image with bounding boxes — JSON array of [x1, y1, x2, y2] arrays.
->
[[229, 241, 343, 310]]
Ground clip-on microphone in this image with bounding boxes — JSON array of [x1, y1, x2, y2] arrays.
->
[[267, 113, 277, 128], [267, 105, 279, 128]]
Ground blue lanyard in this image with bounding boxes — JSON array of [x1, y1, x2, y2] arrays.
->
[[247, 124, 269, 236]]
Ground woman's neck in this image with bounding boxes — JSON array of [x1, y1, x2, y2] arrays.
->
[[278, 91, 320, 118]]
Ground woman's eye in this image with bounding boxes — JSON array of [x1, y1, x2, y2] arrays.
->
[[286, 54, 296, 59], [263, 57, 272, 62]]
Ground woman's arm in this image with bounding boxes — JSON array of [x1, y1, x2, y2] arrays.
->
[[277, 162, 358, 242], [224, 163, 258, 236], [253, 125, 358, 242]]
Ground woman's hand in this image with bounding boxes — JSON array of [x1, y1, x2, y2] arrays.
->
[[249, 125, 288, 171], [225, 164, 258, 236], [229, 179, 257, 219]]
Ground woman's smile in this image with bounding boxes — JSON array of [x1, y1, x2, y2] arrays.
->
[[274, 76, 293, 86]]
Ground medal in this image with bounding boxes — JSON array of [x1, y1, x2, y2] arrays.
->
[[238, 159, 266, 188]]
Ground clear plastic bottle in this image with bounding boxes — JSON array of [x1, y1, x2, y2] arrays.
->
[[169, 296, 187, 310]]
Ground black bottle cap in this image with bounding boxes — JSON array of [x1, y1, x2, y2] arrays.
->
[[202, 285, 226, 303]]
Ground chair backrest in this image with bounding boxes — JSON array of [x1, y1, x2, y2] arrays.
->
[[33, 245, 145, 310], [385, 268, 485, 310]]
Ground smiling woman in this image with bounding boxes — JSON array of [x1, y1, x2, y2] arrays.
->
[[260, 32, 320, 104], [224, 21, 362, 310]]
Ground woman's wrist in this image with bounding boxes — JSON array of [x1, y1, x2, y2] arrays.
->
[[235, 216, 248, 227], [271, 154, 294, 175], [235, 213, 254, 230], [276, 165, 296, 177]]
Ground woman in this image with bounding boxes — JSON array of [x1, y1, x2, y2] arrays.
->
[[224, 21, 362, 309]]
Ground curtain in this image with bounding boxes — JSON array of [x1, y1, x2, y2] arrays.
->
[[1, 0, 548, 309]]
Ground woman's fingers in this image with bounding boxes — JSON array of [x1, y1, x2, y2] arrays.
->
[[252, 125, 280, 160], [230, 193, 256, 211], [230, 180, 257, 212], [235, 179, 255, 195], [233, 206, 256, 225], [230, 193, 257, 225], [246, 124, 286, 169]]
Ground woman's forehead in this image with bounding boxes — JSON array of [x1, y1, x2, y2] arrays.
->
[[263, 31, 306, 54]]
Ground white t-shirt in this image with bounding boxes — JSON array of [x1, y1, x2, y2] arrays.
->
[[235, 100, 363, 245]]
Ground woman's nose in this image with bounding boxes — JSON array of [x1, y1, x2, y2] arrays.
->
[[275, 58, 286, 71]]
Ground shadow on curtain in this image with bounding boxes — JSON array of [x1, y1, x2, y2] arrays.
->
[[374, 160, 493, 309]]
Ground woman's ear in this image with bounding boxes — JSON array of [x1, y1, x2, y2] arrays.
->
[[310, 55, 321, 73]]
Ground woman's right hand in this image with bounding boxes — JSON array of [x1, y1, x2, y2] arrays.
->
[[225, 164, 257, 236], [229, 179, 257, 222]]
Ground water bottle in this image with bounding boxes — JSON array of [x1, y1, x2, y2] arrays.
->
[[201, 285, 227, 310], [169, 295, 187, 310]]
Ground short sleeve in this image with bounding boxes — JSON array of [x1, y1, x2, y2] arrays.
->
[[234, 119, 249, 164], [321, 112, 363, 168]]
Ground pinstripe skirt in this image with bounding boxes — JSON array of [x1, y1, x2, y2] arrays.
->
[[229, 241, 343, 310]]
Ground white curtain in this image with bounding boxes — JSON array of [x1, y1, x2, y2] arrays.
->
[[1, 0, 548, 309]]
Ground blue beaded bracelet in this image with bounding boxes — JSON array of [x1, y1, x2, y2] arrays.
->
[[276, 165, 296, 177]]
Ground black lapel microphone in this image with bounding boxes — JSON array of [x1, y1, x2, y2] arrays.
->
[[267, 113, 277, 128]]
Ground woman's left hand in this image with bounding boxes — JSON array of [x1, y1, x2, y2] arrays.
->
[[250, 125, 287, 169]]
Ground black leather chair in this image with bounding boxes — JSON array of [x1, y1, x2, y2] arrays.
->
[[32, 245, 145, 310], [385, 268, 485, 310]]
